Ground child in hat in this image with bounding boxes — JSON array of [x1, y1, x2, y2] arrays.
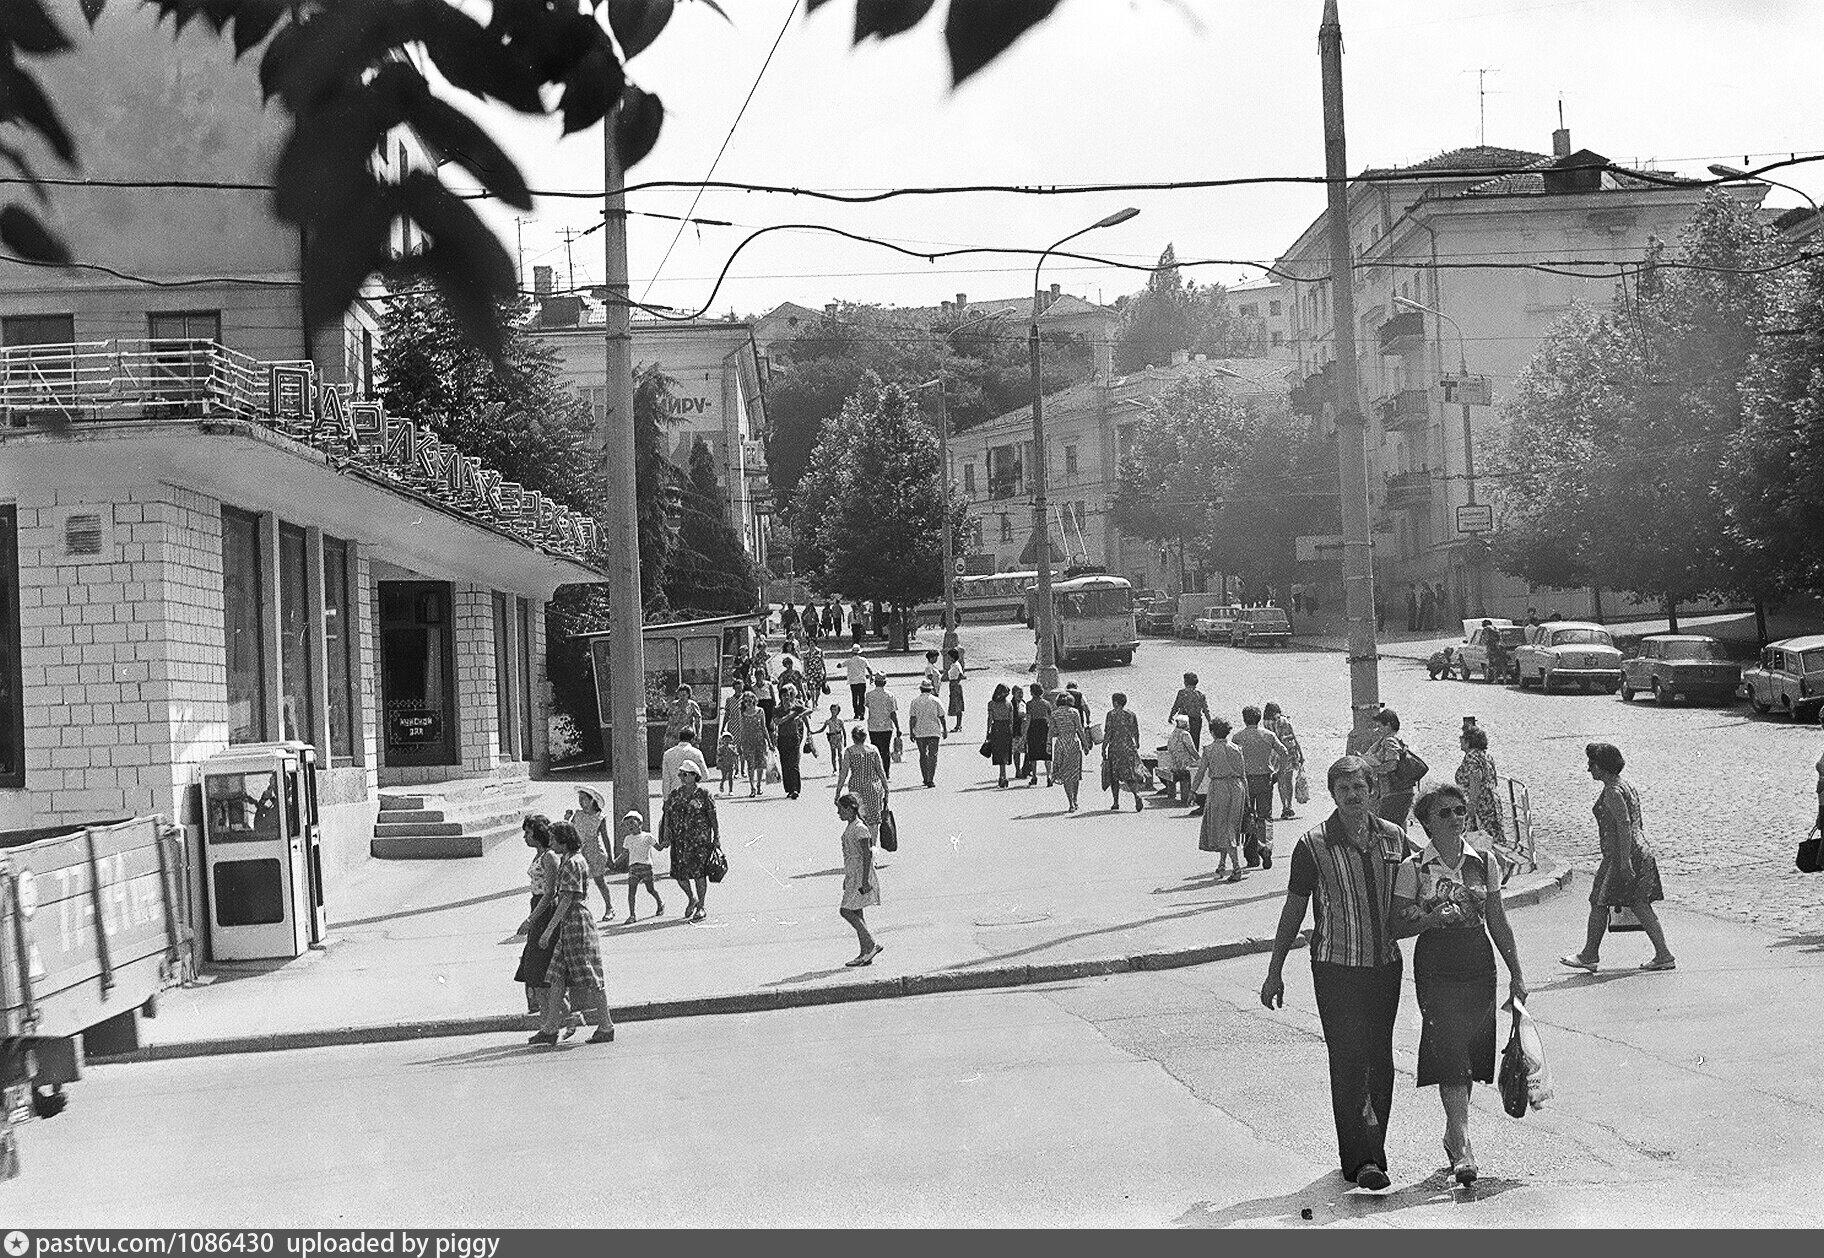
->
[[566, 787, 616, 924], [718, 729, 740, 794], [621, 810, 664, 922]]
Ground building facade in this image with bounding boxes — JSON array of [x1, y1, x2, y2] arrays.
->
[[1231, 280, 1294, 360], [949, 357, 1295, 593], [1275, 130, 1764, 620]]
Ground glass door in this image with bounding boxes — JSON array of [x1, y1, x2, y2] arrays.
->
[[379, 580, 459, 767]]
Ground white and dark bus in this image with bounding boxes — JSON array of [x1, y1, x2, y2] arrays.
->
[[1025, 574, 1139, 666]]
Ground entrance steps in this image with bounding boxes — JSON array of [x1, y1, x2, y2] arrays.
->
[[370, 778, 539, 859]]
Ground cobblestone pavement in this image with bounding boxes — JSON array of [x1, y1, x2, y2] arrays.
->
[[946, 622, 1824, 938]]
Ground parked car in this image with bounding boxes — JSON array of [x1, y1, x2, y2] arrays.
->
[[1513, 621, 1623, 693], [1620, 634, 1743, 706], [1174, 593, 1216, 637], [1193, 604, 1241, 642], [1739, 634, 1824, 720], [1137, 595, 1178, 635], [1455, 617, 1526, 683], [1229, 606, 1293, 647]]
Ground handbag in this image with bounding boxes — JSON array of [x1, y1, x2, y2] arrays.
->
[[1608, 905, 1646, 932], [513, 902, 558, 986], [978, 738, 995, 759], [1498, 1008, 1530, 1119], [878, 806, 899, 853], [1391, 746, 1429, 790], [1294, 767, 1310, 804], [891, 732, 904, 763], [705, 843, 729, 884], [1798, 830, 1823, 874]]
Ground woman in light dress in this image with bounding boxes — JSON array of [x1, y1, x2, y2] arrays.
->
[[836, 725, 889, 837], [1048, 693, 1092, 812], [835, 792, 884, 968], [1559, 742, 1676, 974], [1189, 717, 1248, 882]]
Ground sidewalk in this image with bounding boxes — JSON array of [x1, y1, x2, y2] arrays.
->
[[117, 755, 1567, 1062]]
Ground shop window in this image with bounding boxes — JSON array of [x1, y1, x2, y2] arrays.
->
[[323, 536, 357, 763], [492, 591, 514, 759], [221, 506, 267, 744], [277, 523, 315, 744], [1, 506, 21, 788]]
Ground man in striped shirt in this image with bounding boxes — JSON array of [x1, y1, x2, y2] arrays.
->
[[1261, 754, 1416, 1191]]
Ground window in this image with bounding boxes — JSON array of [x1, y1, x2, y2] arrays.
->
[[2, 314, 74, 347], [3, 313, 76, 406], [1238, 303, 1258, 318], [323, 537, 357, 763], [515, 597, 534, 761], [988, 444, 1021, 499], [999, 513, 1013, 543], [221, 507, 267, 744], [961, 463, 976, 495], [1, 506, 21, 787], [147, 310, 221, 344], [277, 523, 315, 743], [1269, 300, 1283, 316], [492, 591, 514, 759], [1064, 444, 1078, 481]]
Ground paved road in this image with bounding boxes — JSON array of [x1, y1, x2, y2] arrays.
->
[[14, 877, 1819, 1227], [947, 622, 1824, 936]]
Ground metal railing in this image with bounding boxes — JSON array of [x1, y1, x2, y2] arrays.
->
[[0, 339, 274, 423], [1496, 776, 1537, 881]]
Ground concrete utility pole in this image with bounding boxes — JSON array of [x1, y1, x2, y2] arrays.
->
[[600, 109, 649, 827], [1319, 0, 1382, 743]]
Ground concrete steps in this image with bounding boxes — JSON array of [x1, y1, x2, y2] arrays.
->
[[370, 782, 538, 859]]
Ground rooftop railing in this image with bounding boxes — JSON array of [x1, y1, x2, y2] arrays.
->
[[0, 339, 281, 423]]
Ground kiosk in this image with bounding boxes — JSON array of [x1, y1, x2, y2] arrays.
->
[[580, 612, 767, 770], [198, 742, 326, 961]]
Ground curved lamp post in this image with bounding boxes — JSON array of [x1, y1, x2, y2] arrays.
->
[[1030, 207, 1139, 691]]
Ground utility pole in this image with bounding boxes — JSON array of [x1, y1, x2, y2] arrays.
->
[[514, 216, 527, 288], [935, 377, 957, 635], [599, 109, 649, 829], [564, 227, 577, 293], [1320, 0, 1382, 744]]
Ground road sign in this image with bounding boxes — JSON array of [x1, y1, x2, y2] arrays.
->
[[1456, 503, 1494, 533], [1439, 374, 1492, 406], [954, 558, 967, 575]]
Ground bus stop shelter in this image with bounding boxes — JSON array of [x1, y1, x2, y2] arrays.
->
[[577, 612, 766, 770]]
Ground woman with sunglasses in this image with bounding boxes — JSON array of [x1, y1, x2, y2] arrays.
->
[[1393, 783, 1527, 1186]]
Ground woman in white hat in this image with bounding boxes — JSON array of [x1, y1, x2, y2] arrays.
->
[[658, 758, 723, 922], [567, 786, 616, 925]]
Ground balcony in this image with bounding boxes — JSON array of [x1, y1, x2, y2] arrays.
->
[[1377, 310, 1425, 357], [1377, 388, 1431, 432], [1383, 467, 1432, 509], [1, 338, 276, 423]]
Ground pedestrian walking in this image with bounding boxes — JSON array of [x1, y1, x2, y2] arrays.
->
[[1234, 706, 1289, 869], [1454, 725, 1505, 844], [716, 730, 739, 794], [1264, 702, 1304, 819], [1063, 682, 1092, 727], [850, 599, 865, 647], [835, 792, 884, 968], [844, 644, 870, 718], [803, 640, 828, 701], [863, 673, 901, 780], [1100, 692, 1148, 812], [1189, 718, 1248, 881], [1023, 683, 1053, 786], [922, 650, 943, 693], [1418, 583, 1435, 632], [732, 690, 773, 798], [780, 602, 799, 640], [835, 725, 889, 838], [1008, 685, 1028, 779], [513, 816, 572, 1029], [802, 601, 822, 643], [565, 787, 617, 922], [986, 683, 1016, 788], [666, 683, 703, 745], [909, 680, 947, 787], [528, 821, 616, 1046], [776, 699, 809, 799], [945, 649, 966, 732], [1049, 693, 1092, 812], [661, 729, 710, 800], [1170, 672, 1210, 748], [818, 704, 848, 774], [1362, 707, 1421, 829], [752, 664, 778, 739], [1164, 715, 1197, 804], [1406, 583, 1420, 633], [1260, 756, 1417, 1191], [657, 760, 721, 923], [1559, 742, 1676, 974], [619, 810, 665, 922], [1394, 784, 1527, 1186]]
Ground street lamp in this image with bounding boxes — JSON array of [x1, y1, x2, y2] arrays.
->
[[1708, 163, 1820, 216], [1394, 293, 1484, 615], [1030, 207, 1139, 691]]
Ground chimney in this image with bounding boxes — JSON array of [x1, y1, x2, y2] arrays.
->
[[533, 265, 553, 295], [955, 292, 968, 312], [1050, 283, 1061, 297], [1553, 126, 1571, 158], [940, 300, 952, 315], [1171, 350, 1190, 367], [824, 302, 838, 316]]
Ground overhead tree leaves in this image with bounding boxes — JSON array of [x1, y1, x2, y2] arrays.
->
[[0, 203, 69, 263], [0, 0, 72, 55], [614, 83, 665, 168], [608, 0, 673, 59], [944, 0, 1060, 84], [854, 0, 936, 41]]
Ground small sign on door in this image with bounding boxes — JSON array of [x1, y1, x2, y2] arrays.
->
[[1456, 504, 1494, 533]]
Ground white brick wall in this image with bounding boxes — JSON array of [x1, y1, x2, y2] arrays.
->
[[453, 583, 499, 775]]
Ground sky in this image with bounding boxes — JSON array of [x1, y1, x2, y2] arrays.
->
[[461, 0, 1824, 320]]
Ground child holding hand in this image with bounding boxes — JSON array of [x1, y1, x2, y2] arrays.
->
[[718, 730, 739, 794], [621, 811, 665, 922]]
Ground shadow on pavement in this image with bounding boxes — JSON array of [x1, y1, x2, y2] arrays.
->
[[765, 965, 858, 986], [1174, 1167, 1520, 1227], [334, 885, 525, 930], [1770, 932, 1824, 953], [946, 897, 1255, 971], [789, 866, 845, 880], [409, 1041, 547, 1069]]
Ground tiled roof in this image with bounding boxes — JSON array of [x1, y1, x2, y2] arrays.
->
[[1459, 158, 1703, 198], [1361, 145, 1547, 179]]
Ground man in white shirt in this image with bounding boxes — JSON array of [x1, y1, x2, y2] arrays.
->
[[844, 645, 871, 719], [660, 729, 710, 798], [863, 673, 901, 780], [908, 680, 948, 787]]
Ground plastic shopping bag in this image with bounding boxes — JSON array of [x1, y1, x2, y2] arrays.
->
[[1498, 997, 1554, 1118], [1294, 768, 1310, 804]]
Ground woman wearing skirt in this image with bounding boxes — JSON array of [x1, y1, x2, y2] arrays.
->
[[1394, 784, 1526, 1185], [1188, 718, 1248, 882]]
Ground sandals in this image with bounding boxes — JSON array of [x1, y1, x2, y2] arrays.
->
[[1558, 954, 1599, 973], [1639, 956, 1677, 972], [587, 1027, 616, 1044], [527, 1031, 559, 1046]]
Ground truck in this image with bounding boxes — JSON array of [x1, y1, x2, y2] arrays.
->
[[2, 815, 193, 1181]]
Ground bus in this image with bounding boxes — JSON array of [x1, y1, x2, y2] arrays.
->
[[1025, 574, 1139, 666], [913, 571, 1039, 626]]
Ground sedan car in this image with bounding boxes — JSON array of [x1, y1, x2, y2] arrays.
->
[[1193, 605, 1241, 642], [1620, 634, 1742, 706], [1739, 634, 1824, 720], [1456, 617, 1526, 683], [1137, 597, 1178, 635], [1229, 606, 1292, 647], [1513, 622, 1624, 693]]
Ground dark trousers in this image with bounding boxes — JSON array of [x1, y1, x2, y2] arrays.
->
[[916, 735, 940, 785], [869, 730, 895, 779], [779, 740, 802, 796], [850, 683, 867, 719], [1310, 957, 1403, 1179]]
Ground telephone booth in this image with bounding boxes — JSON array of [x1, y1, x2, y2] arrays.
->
[[198, 742, 326, 961]]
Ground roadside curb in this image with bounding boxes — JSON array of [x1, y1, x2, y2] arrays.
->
[[97, 860, 1571, 1065]]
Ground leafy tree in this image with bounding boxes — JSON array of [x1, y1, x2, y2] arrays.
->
[[1112, 245, 1243, 374], [666, 438, 760, 617], [1111, 372, 1335, 594], [790, 377, 970, 649], [7, 0, 1068, 356]]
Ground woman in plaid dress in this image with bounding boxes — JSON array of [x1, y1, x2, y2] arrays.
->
[[530, 821, 615, 1045]]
